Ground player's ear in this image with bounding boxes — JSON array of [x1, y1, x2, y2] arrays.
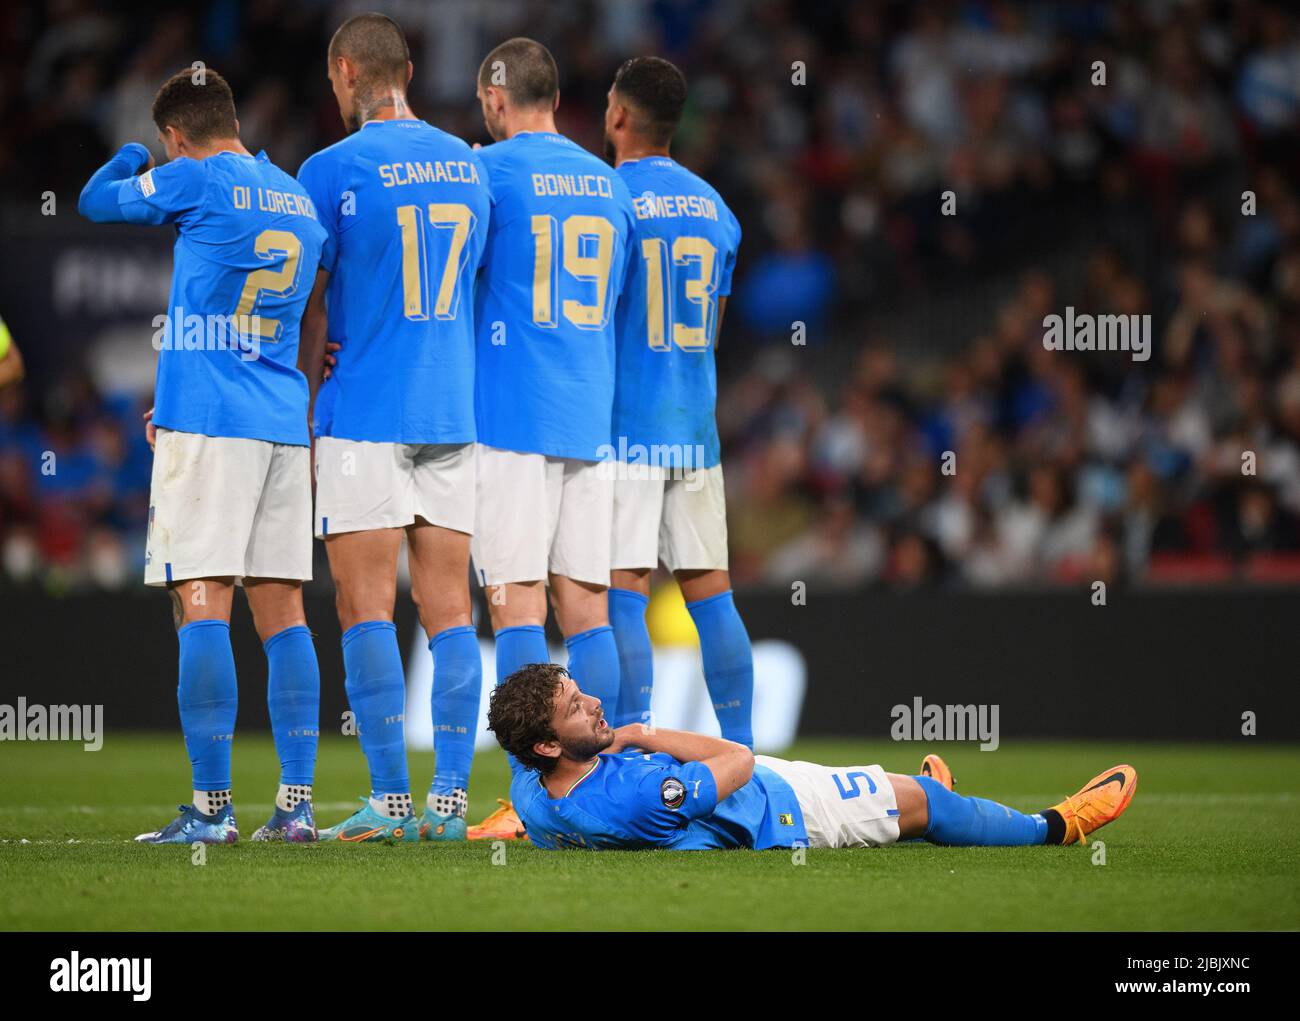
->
[[552, 90, 560, 113], [337, 55, 356, 89], [406, 60, 413, 86], [534, 738, 561, 763]]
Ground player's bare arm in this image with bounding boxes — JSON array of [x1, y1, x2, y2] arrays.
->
[[611, 724, 754, 801], [298, 269, 331, 404]]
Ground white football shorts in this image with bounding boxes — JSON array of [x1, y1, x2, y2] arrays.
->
[[756, 756, 901, 849], [314, 438, 475, 538], [471, 444, 612, 587], [611, 463, 728, 572], [144, 427, 312, 586]]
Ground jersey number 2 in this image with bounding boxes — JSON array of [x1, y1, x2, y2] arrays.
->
[[233, 229, 304, 343]]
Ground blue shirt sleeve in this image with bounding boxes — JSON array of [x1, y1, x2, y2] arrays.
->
[[80, 148, 208, 226], [622, 758, 719, 841], [612, 178, 638, 308], [78, 143, 152, 223], [296, 153, 341, 274], [469, 149, 493, 205], [719, 204, 742, 297]]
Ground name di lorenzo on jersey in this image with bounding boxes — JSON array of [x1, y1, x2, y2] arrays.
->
[[138, 166, 322, 222]]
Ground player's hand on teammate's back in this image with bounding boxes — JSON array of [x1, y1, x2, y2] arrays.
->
[[321, 340, 340, 380], [143, 406, 156, 450]]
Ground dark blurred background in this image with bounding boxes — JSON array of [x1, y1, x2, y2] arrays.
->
[[3, 0, 1300, 597]]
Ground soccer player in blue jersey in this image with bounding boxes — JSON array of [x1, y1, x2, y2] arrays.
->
[[78, 69, 327, 844], [296, 14, 492, 842], [488, 663, 1139, 852], [465, 39, 637, 838], [602, 58, 753, 746]]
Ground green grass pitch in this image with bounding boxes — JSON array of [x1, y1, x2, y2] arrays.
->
[[1, 735, 1296, 930]]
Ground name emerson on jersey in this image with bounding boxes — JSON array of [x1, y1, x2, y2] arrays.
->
[[632, 191, 721, 221]]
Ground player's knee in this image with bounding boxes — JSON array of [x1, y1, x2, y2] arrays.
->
[[552, 587, 609, 636], [610, 568, 651, 597], [249, 599, 305, 644], [333, 577, 395, 631], [486, 585, 546, 632], [412, 585, 472, 638], [170, 578, 234, 627], [676, 568, 731, 603]]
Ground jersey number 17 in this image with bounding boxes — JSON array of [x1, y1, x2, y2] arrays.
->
[[397, 203, 477, 321]]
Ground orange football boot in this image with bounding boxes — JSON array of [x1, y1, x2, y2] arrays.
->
[[920, 753, 956, 791], [1050, 764, 1138, 845], [466, 798, 528, 841]]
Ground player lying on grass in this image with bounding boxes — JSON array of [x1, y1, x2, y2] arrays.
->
[[487, 663, 1138, 851]]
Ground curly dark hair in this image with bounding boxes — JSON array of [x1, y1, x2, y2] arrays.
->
[[151, 67, 237, 144], [487, 663, 570, 774]]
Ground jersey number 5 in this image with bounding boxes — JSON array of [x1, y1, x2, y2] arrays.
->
[[832, 771, 878, 800], [397, 203, 476, 321], [233, 229, 304, 343], [641, 235, 719, 351]]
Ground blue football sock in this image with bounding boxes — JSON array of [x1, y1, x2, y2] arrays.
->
[[914, 775, 1048, 846], [177, 619, 239, 792], [493, 624, 549, 776], [429, 625, 481, 795], [264, 624, 319, 787], [493, 624, 548, 686], [341, 620, 408, 797], [564, 625, 620, 714], [609, 588, 652, 727], [685, 590, 754, 748]]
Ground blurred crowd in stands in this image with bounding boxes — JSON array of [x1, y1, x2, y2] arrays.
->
[[2, 0, 1299, 591]]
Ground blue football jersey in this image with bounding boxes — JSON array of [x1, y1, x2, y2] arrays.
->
[[613, 157, 741, 470], [511, 751, 808, 850], [298, 120, 491, 444], [80, 146, 328, 446], [474, 132, 636, 461]]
